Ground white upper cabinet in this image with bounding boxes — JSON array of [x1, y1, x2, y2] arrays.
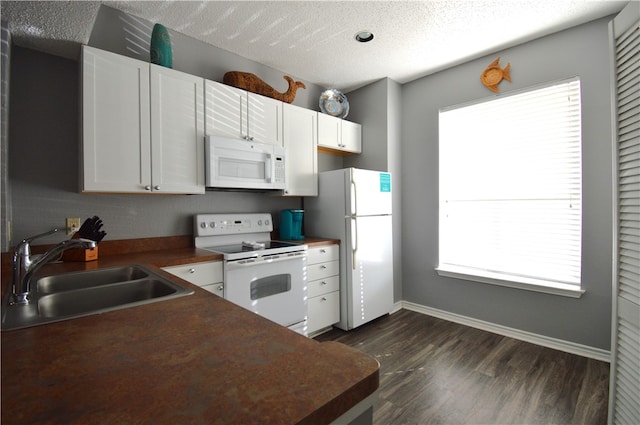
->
[[82, 46, 151, 193], [150, 65, 205, 194], [317, 113, 362, 154], [82, 46, 204, 194], [340, 120, 362, 153], [205, 80, 283, 146], [282, 103, 317, 196]]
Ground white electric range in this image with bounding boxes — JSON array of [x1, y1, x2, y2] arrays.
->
[[194, 213, 308, 335]]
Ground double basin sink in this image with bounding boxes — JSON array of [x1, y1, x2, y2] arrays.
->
[[2, 265, 193, 330]]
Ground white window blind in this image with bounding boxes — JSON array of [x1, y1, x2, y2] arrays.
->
[[438, 79, 582, 294]]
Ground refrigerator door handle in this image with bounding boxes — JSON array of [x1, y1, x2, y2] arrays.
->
[[350, 172, 357, 216], [351, 217, 358, 269]]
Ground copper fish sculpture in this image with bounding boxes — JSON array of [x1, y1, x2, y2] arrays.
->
[[481, 57, 511, 93], [223, 71, 306, 103]]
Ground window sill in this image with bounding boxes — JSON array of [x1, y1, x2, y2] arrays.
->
[[435, 266, 585, 298]]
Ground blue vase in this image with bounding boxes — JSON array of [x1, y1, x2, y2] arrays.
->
[[150, 23, 172, 68]]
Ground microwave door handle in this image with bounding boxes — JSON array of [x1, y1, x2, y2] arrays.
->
[[265, 153, 272, 182]]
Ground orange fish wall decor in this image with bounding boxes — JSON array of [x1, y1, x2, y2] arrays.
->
[[481, 57, 511, 93]]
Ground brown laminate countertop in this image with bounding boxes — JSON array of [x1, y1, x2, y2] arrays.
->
[[1, 236, 377, 424]]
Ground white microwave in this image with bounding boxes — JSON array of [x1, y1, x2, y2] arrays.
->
[[205, 136, 286, 190]]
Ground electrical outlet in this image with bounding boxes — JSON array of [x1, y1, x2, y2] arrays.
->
[[66, 217, 81, 236]]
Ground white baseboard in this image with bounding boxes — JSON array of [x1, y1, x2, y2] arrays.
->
[[397, 301, 611, 362], [390, 301, 403, 314]]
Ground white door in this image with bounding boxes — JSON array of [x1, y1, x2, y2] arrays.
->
[[317, 113, 341, 150], [247, 93, 283, 146], [283, 103, 317, 196], [82, 46, 151, 193], [608, 4, 640, 424], [344, 215, 394, 329], [349, 168, 393, 216], [150, 65, 205, 194], [341, 120, 362, 153], [204, 80, 246, 139]]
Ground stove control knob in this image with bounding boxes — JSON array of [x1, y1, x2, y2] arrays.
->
[[265, 219, 270, 226], [258, 220, 262, 226], [209, 222, 216, 228], [200, 222, 207, 229]]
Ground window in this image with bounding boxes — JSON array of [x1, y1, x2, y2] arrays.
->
[[437, 78, 583, 297]]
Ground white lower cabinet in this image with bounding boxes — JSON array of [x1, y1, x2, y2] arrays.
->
[[162, 261, 223, 297], [306, 244, 340, 335]]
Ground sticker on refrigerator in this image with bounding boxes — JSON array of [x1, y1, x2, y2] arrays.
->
[[379, 173, 391, 192]]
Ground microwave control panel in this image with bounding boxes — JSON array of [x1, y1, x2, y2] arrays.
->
[[273, 153, 285, 184]]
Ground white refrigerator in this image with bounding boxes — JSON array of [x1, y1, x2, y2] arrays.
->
[[305, 168, 394, 330]]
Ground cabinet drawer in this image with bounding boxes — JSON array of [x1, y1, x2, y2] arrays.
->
[[162, 261, 222, 287], [308, 276, 339, 298], [307, 291, 340, 333], [307, 245, 339, 264], [307, 260, 339, 281]]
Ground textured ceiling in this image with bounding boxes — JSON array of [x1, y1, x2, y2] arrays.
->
[[0, 0, 628, 91]]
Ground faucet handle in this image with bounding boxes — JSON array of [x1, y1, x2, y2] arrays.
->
[[22, 228, 59, 244], [16, 228, 60, 255]]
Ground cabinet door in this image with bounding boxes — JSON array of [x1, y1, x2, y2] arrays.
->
[[204, 80, 246, 139], [247, 93, 283, 146], [282, 103, 317, 196], [162, 262, 223, 297], [307, 291, 340, 334], [150, 65, 205, 194], [82, 46, 151, 192], [317, 113, 341, 150], [341, 120, 362, 153]]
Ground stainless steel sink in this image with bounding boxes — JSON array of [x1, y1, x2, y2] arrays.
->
[[2, 265, 193, 331], [37, 266, 150, 293]]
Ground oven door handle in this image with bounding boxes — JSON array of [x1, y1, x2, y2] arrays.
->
[[225, 252, 307, 270]]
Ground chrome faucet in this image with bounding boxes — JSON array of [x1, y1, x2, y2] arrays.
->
[[10, 229, 97, 305]]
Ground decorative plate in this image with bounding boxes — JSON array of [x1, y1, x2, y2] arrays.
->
[[319, 89, 349, 119]]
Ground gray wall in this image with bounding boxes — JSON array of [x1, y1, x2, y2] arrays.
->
[[89, 5, 322, 111], [401, 17, 614, 350], [6, 46, 300, 247], [4, 4, 614, 351], [344, 78, 404, 302], [5, 4, 348, 249]]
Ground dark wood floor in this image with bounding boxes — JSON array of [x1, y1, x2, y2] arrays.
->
[[315, 309, 610, 425]]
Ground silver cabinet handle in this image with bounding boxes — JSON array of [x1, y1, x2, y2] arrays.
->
[[189, 268, 195, 274], [144, 185, 151, 191], [320, 281, 327, 285], [154, 185, 160, 191], [321, 297, 327, 301], [320, 249, 326, 253], [320, 265, 327, 269]]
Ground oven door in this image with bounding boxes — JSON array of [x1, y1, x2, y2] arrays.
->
[[224, 251, 307, 330]]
